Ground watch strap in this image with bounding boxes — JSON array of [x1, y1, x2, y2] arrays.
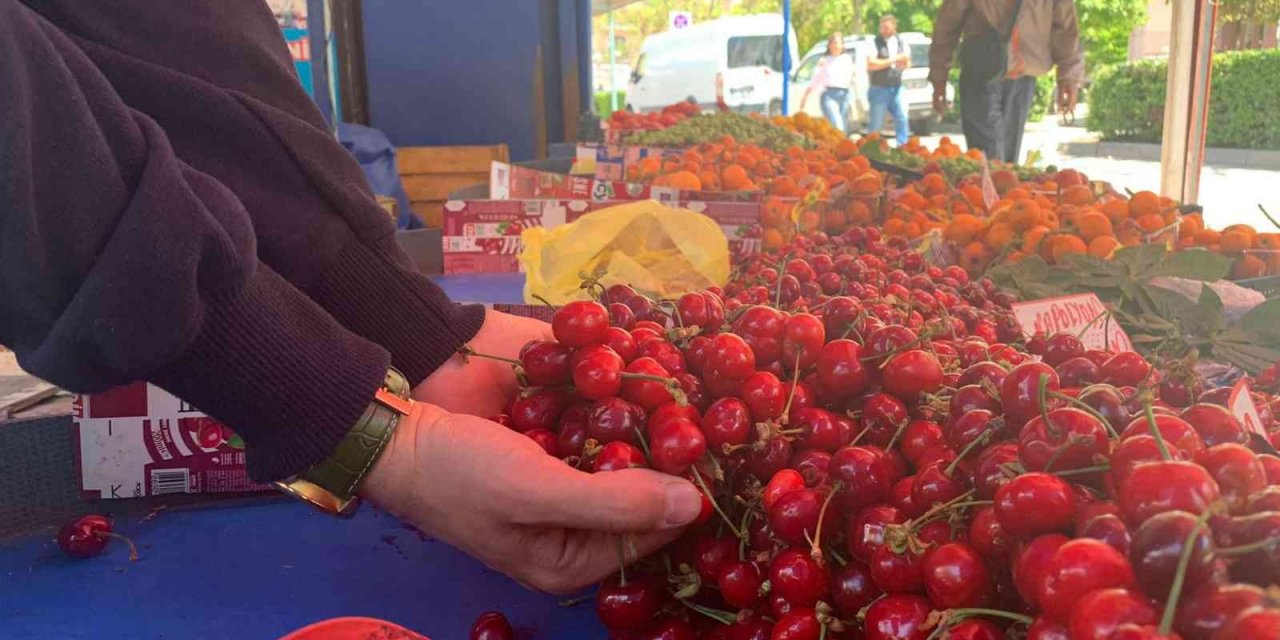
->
[[275, 368, 412, 517]]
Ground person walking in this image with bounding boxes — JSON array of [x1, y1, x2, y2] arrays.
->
[[799, 34, 855, 135], [866, 15, 911, 146], [928, 0, 1085, 164]]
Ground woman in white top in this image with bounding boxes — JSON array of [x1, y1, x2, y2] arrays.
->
[[799, 34, 855, 135]]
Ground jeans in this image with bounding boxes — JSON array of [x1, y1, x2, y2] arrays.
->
[[959, 74, 1037, 164], [867, 84, 909, 145], [819, 88, 851, 135]]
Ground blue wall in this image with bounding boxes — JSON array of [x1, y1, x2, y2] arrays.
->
[[362, 0, 590, 161]]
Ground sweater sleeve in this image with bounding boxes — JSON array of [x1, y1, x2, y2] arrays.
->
[[929, 0, 970, 88], [0, 1, 390, 481]]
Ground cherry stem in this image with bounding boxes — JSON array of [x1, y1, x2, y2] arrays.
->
[[615, 535, 628, 587], [456, 345, 522, 367], [1142, 400, 1174, 462], [103, 532, 139, 562], [860, 331, 932, 364], [780, 358, 803, 424], [809, 484, 841, 565], [1037, 373, 1057, 438], [1159, 509, 1213, 635], [885, 419, 910, 452], [632, 427, 653, 463], [691, 459, 743, 540], [1215, 536, 1280, 557], [738, 507, 754, 561], [937, 608, 1034, 629], [619, 373, 688, 406], [678, 599, 737, 626], [946, 431, 991, 477], [558, 593, 595, 608], [850, 424, 871, 446], [1047, 391, 1120, 440], [909, 489, 977, 531], [530, 293, 560, 312], [1050, 463, 1111, 478]]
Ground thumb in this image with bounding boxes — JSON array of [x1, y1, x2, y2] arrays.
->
[[514, 464, 704, 533]]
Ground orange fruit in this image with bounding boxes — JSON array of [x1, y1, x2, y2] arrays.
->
[[944, 214, 984, 245], [1179, 213, 1204, 239], [1135, 213, 1167, 235], [902, 222, 923, 239], [823, 209, 849, 235], [851, 173, 882, 196], [960, 241, 995, 275], [1076, 211, 1114, 242], [654, 170, 702, 190], [1232, 254, 1266, 279], [1009, 200, 1043, 232], [762, 228, 785, 251], [1050, 234, 1088, 264], [992, 170, 1020, 195], [883, 218, 907, 237], [985, 222, 1016, 251], [1006, 187, 1032, 202], [920, 173, 948, 196], [1116, 226, 1144, 247], [698, 171, 721, 191], [1100, 199, 1130, 225], [1128, 190, 1162, 218], [835, 139, 859, 160], [1194, 228, 1221, 246], [848, 201, 874, 226], [1005, 250, 1028, 263], [1023, 225, 1052, 255], [1224, 224, 1259, 246], [1221, 229, 1254, 254], [721, 164, 749, 190], [1088, 235, 1121, 259], [896, 190, 929, 211], [1257, 233, 1280, 251]]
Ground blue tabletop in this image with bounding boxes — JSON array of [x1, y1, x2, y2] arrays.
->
[[0, 500, 604, 639], [432, 273, 526, 305]]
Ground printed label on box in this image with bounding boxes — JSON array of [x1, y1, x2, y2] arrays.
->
[[1010, 293, 1134, 352], [73, 384, 270, 499]]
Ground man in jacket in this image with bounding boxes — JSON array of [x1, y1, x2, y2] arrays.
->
[[866, 15, 912, 145], [929, 0, 1085, 164]]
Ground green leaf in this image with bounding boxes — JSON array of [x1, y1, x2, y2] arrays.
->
[[1240, 298, 1280, 344], [1113, 244, 1169, 280], [1211, 339, 1280, 374], [1148, 248, 1233, 281], [1141, 283, 1198, 319]]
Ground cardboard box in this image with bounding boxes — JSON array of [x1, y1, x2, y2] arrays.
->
[[73, 384, 270, 500]]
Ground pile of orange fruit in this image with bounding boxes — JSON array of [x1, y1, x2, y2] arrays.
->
[[770, 112, 847, 147]]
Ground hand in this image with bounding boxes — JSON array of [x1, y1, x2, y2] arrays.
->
[[932, 84, 950, 116], [359, 403, 703, 593], [413, 308, 551, 418], [1058, 83, 1079, 116]]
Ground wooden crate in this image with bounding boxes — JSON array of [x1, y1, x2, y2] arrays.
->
[[397, 145, 510, 227]]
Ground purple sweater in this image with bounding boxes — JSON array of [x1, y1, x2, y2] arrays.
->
[[1, 1, 484, 480]]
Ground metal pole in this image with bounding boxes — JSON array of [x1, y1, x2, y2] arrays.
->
[[609, 9, 618, 112], [782, 0, 791, 115]]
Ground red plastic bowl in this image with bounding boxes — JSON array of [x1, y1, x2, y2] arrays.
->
[[279, 617, 430, 640]]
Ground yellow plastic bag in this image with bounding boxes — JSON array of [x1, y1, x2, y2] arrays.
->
[[519, 200, 730, 304]]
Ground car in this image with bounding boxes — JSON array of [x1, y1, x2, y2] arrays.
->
[[626, 14, 799, 116], [787, 32, 953, 136], [593, 63, 632, 93]]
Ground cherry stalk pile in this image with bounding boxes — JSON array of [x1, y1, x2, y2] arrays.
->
[[475, 227, 1280, 640]]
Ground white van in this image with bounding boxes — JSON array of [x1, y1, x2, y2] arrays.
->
[[627, 14, 799, 115], [787, 32, 953, 135]]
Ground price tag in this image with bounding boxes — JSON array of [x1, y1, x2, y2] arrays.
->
[[1228, 378, 1267, 437], [1010, 293, 1134, 352]]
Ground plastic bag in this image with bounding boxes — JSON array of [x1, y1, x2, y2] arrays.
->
[[519, 200, 730, 304]]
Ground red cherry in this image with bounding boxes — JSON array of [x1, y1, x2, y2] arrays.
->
[[621, 357, 676, 410], [1260, 453, 1280, 484], [769, 548, 830, 606], [572, 345, 624, 400], [1077, 513, 1132, 556], [994, 472, 1077, 538], [1014, 534, 1070, 608], [746, 436, 794, 479], [1179, 403, 1249, 447], [1130, 510, 1215, 601], [1038, 538, 1137, 622], [911, 460, 969, 511], [1058, 356, 1102, 388], [790, 449, 832, 487], [969, 506, 1011, 559], [870, 545, 925, 594], [702, 397, 752, 455], [642, 618, 696, 640], [830, 446, 892, 510], [1079, 384, 1131, 435], [1067, 588, 1158, 640], [768, 488, 832, 546], [861, 393, 910, 447], [521, 340, 572, 386], [1026, 618, 1070, 640], [608, 302, 636, 330], [763, 469, 807, 512], [958, 361, 1009, 389], [881, 350, 944, 401], [1174, 583, 1266, 640], [1042, 332, 1086, 367], [1001, 362, 1060, 426], [1117, 461, 1221, 526], [57, 515, 118, 559], [922, 543, 992, 608], [1195, 443, 1266, 513], [972, 442, 1021, 500], [816, 339, 872, 399], [862, 594, 932, 640], [1217, 606, 1280, 639], [718, 560, 766, 609], [1120, 414, 1206, 457], [595, 575, 664, 631], [706, 333, 756, 380], [522, 428, 558, 456], [605, 327, 638, 363], [590, 441, 647, 472], [1101, 352, 1151, 387], [949, 385, 1000, 418], [553, 300, 610, 347], [740, 371, 786, 422], [1221, 511, 1280, 586], [901, 420, 946, 467], [846, 504, 906, 563], [829, 561, 882, 617], [649, 417, 706, 475], [587, 397, 643, 446], [469, 611, 514, 640], [946, 619, 1002, 640], [1018, 408, 1110, 472], [637, 339, 687, 375], [781, 313, 826, 371], [1245, 486, 1280, 514]]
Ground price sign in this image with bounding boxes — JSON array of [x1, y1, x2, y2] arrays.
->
[[1010, 293, 1134, 352], [669, 11, 693, 29], [1228, 378, 1266, 437]]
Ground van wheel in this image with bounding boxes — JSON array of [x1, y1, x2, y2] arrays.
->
[[768, 100, 782, 117]]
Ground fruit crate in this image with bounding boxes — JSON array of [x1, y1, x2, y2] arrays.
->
[[1236, 275, 1280, 299]]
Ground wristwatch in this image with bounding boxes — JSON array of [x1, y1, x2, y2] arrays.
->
[[274, 367, 414, 518]]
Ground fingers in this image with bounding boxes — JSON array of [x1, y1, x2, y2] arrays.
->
[[518, 528, 687, 594], [512, 465, 703, 533]]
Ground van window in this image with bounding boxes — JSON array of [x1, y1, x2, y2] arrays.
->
[[909, 43, 930, 68], [633, 53, 647, 77], [793, 54, 820, 84], [727, 35, 783, 72]]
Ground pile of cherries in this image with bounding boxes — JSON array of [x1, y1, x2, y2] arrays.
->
[[471, 227, 1280, 640]]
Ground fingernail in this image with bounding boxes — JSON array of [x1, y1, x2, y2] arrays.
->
[[662, 479, 703, 528]]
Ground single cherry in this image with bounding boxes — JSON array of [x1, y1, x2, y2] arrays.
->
[[922, 542, 992, 609], [553, 301, 610, 347], [994, 472, 1077, 538], [469, 611, 514, 640], [1037, 538, 1137, 622]]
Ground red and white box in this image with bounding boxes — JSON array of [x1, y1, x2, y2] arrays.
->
[[490, 161, 678, 202], [73, 384, 270, 499], [1010, 293, 1135, 353], [442, 199, 616, 275]]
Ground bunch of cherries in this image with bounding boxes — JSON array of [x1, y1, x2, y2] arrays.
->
[[470, 227, 1280, 639]]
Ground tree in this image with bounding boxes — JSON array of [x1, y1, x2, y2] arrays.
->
[[1073, 0, 1147, 71], [1217, 0, 1280, 50]]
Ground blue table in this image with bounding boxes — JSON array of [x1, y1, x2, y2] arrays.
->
[[0, 500, 604, 639], [0, 272, 601, 639]]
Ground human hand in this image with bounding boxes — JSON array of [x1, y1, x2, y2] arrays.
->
[[1058, 83, 1079, 116], [932, 83, 950, 116], [413, 308, 551, 418], [359, 403, 703, 592]]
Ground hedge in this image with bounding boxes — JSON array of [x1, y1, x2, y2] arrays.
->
[[1087, 49, 1280, 150]]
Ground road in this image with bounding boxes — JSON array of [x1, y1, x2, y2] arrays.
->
[[917, 117, 1280, 232]]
